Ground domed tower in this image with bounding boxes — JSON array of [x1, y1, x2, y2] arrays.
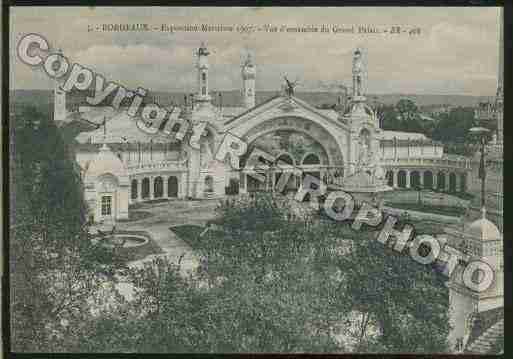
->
[[445, 207, 503, 352], [241, 53, 256, 109], [195, 42, 211, 103], [352, 47, 365, 101], [341, 48, 382, 176]]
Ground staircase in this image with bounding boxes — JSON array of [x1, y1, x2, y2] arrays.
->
[[465, 318, 504, 354], [203, 191, 217, 200]]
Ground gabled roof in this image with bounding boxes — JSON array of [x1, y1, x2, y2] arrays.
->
[[74, 107, 181, 144], [223, 95, 281, 126], [223, 95, 349, 132]]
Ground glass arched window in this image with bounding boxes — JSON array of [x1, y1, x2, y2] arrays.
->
[[302, 153, 321, 165]]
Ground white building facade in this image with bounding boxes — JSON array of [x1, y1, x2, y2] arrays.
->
[[58, 45, 469, 223]]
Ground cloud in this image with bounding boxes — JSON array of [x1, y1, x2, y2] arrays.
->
[[9, 6, 501, 95]]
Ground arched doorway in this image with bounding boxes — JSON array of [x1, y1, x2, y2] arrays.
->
[[168, 176, 178, 197], [302, 153, 321, 165], [424, 171, 433, 189], [154, 176, 163, 198], [226, 178, 239, 195], [204, 176, 214, 192], [449, 173, 457, 193], [276, 153, 295, 166], [131, 179, 138, 200], [274, 153, 298, 193], [410, 171, 421, 188], [243, 118, 343, 171], [386, 170, 394, 187], [460, 173, 467, 193], [301, 154, 321, 191], [141, 178, 150, 199], [247, 174, 265, 192], [437, 172, 446, 191], [397, 170, 407, 188], [97, 173, 119, 221]]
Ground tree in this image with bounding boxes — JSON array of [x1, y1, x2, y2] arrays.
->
[[10, 106, 121, 351], [117, 194, 451, 353], [380, 105, 401, 131], [107, 194, 347, 353], [430, 106, 491, 156], [333, 223, 451, 353], [396, 99, 419, 122], [380, 100, 429, 136]]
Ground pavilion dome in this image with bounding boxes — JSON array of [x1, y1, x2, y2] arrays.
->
[[86, 143, 128, 181], [464, 208, 501, 242]]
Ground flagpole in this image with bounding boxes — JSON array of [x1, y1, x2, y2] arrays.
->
[[469, 126, 490, 209], [480, 136, 486, 208]]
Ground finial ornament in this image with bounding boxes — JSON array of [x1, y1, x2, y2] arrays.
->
[[283, 76, 298, 97], [481, 206, 487, 220], [198, 42, 209, 56], [352, 47, 365, 98], [244, 52, 253, 67]]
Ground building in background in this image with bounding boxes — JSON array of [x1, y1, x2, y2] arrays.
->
[[57, 45, 470, 224]]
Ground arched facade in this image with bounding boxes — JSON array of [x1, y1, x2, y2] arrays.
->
[[154, 176, 164, 198], [71, 48, 472, 223], [168, 176, 178, 197], [141, 178, 150, 199], [131, 179, 138, 200]]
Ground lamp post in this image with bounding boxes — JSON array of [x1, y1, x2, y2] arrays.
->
[[469, 126, 490, 208]]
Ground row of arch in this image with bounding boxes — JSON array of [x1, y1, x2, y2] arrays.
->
[[131, 176, 179, 200], [385, 170, 467, 192], [274, 152, 321, 166]]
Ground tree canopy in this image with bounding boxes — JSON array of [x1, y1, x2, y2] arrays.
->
[[10, 106, 121, 351], [89, 194, 451, 353]]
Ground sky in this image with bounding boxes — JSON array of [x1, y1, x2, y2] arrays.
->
[[10, 6, 502, 96]]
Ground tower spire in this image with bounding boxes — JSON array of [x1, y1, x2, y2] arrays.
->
[[496, 8, 503, 144], [241, 51, 256, 109], [195, 41, 211, 103], [352, 47, 365, 101]]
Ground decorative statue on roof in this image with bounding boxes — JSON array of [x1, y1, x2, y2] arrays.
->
[[352, 48, 364, 98], [283, 76, 298, 97], [356, 129, 372, 170], [197, 42, 210, 56], [357, 138, 369, 169], [371, 151, 385, 181]]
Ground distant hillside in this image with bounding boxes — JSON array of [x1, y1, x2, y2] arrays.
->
[[10, 89, 493, 110]]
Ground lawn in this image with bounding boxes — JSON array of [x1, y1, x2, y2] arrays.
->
[[169, 225, 208, 250], [117, 210, 153, 222], [386, 202, 466, 217], [407, 219, 448, 236]]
